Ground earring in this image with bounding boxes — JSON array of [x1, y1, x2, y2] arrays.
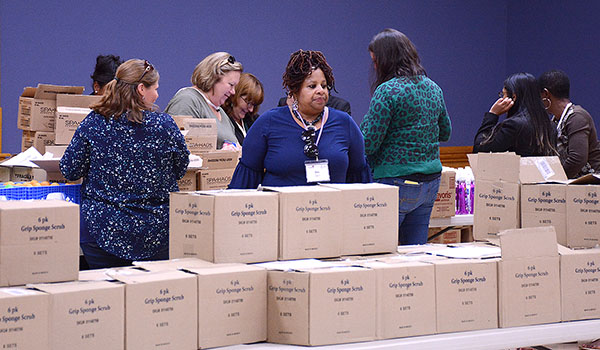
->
[[542, 98, 551, 110], [94, 90, 98, 94], [142, 95, 146, 101], [292, 98, 298, 111]]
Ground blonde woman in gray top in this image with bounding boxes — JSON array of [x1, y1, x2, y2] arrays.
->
[[164, 52, 243, 148]]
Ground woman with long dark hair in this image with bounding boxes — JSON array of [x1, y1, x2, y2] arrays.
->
[[473, 72, 557, 156], [360, 29, 452, 245]]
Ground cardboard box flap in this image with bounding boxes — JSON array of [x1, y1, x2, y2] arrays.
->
[[499, 226, 558, 259], [569, 173, 600, 184], [21, 86, 37, 98], [31, 159, 61, 172], [468, 152, 520, 182], [519, 156, 568, 183], [34, 84, 84, 99], [261, 185, 340, 194], [56, 94, 101, 108]]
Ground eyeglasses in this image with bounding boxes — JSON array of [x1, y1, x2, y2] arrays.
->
[[139, 60, 154, 82], [241, 95, 255, 108], [301, 126, 319, 158]]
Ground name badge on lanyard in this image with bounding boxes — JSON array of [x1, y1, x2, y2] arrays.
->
[[305, 159, 330, 183]]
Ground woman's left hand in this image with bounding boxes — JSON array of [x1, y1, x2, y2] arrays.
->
[[489, 97, 514, 115]]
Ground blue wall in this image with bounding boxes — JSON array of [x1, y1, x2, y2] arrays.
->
[[2, 1, 511, 153]]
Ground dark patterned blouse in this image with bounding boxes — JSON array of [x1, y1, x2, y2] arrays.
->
[[360, 76, 451, 179], [60, 110, 189, 260]]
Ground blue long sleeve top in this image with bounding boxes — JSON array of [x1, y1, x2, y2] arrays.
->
[[60, 110, 189, 260], [228, 106, 372, 188]]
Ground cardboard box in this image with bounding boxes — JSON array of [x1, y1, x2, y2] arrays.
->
[[469, 152, 521, 240], [21, 130, 56, 153], [0, 167, 10, 182], [521, 183, 567, 245], [186, 264, 267, 349], [265, 264, 376, 346], [197, 167, 235, 190], [177, 169, 199, 191], [170, 190, 279, 263], [497, 226, 561, 328], [558, 245, 600, 321], [18, 84, 84, 131], [428, 228, 461, 244], [0, 200, 79, 286], [0, 288, 49, 349], [181, 118, 218, 154], [108, 269, 198, 350], [359, 260, 436, 339], [133, 258, 213, 272], [9, 165, 46, 182], [199, 149, 240, 169], [320, 183, 398, 255], [45, 145, 68, 158], [431, 168, 456, 218], [30, 158, 80, 184], [183, 118, 217, 135], [432, 258, 498, 333], [54, 95, 100, 144], [566, 174, 600, 248], [32, 280, 125, 350], [264, 186, 343, 260]]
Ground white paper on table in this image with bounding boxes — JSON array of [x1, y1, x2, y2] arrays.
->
[[0, 147, 43, 167]]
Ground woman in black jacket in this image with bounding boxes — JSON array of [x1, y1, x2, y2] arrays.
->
[[474, 72, 557, 156]]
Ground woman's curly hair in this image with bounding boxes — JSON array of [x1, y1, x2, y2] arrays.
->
[[282, 50, 335, 96]]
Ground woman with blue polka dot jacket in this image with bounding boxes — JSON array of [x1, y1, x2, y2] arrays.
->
[[360, 29, 451, 246], [60, 59, 190, 269]]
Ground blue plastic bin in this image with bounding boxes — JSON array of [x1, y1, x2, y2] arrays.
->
[[0, 184, 81, 204]]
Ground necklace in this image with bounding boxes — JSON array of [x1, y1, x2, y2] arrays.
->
[[292, 108, 323, 127]]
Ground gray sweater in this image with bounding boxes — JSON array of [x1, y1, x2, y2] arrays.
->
[[164, 87, 239, 148]]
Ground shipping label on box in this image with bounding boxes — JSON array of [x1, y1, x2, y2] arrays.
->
[[108, 269, 198, 350], [32, 281, 125, 350], [566, 184, 600, 248], [0, 200, 79, 286], [521, 184, 567, 245], [498, 226, 561, 328], [432, 169, 456, 218], [188, 264, 267, 349], [267, 266, 376, 346], [55, 106, 90, 145], [433, 258, 498, 333], [320, 183, 398, 255], [473, 179, 520, 240], [183, 118, 217, 135], [198, 167, 235, 190], [200, 149, 240, 169], [265, 186, 343, 260], [170, 190, 278, 263], [360, 260, 435, 339], [558, 246, 600, 321], [0, 288, 49, 349]]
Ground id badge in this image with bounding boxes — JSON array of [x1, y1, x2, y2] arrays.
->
[[305, 159, 330, 183]]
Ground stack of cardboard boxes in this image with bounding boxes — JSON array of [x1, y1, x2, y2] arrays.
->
[[428, 168, 465, 244]]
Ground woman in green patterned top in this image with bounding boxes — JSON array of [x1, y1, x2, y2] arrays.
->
[[360, 28, 452, 245]]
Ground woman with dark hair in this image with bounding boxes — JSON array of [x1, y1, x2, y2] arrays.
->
[[90, 54, 123, 95], [538, 70, 600, 178], [221, 73, 264, 145], [61, 59, 190, 268], [228, 49, 371, 188], [474, 72, 557, 156], [360, 28, 451, 245]]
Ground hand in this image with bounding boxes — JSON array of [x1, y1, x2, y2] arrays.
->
[[489, 97, 514, 115]]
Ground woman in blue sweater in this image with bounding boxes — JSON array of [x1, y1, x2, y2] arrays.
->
[[360, 29, 452, 245]]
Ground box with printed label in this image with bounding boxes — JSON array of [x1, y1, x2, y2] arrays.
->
[[558, 245, 600, 321], [107, 269, 198, 350], [0, 287, 49, 349], [200, 149, 240, 169], [21, 130, 55, 153], [320, 183, 398, 255], [54, 94, 100, 145], [170, 190, 278, 263], [198, 167, 235, 190], [182, 118, 218, 154], [18, 84, 84, 131], [566, 174, 600, 248], [264, 186, 343, 260], [0, 200, 79, 286], [521, 183, 567, 245], [177, 168, 199, 191], [186, 264, 267, 349], [432, 258, 499, 333], [358, 260, 435, 339], [431, 169, 457, 218], [498, 226, 561, 328], [265, 264, 376, 346], [9, 165, 46, 182], [32, 280, 125, 350], [183, 118, 218, 135], [469, 152, 521, 240], [428, 228, 462, 244]]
